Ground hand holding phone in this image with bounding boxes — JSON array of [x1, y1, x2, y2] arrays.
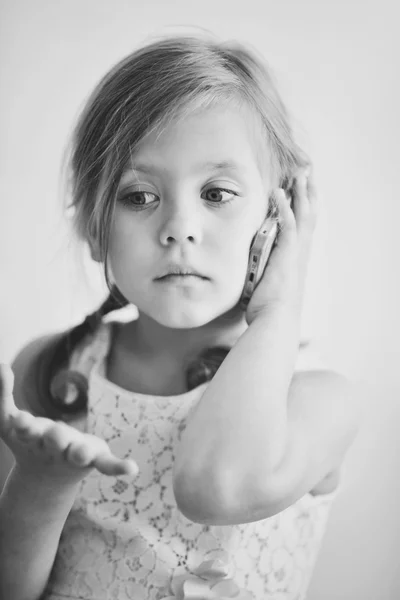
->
[[239, 187, 293, 311], [238, 216, 279, 311]]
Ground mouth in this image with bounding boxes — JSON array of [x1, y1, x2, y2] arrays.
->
[[156, 274, 208, 281]]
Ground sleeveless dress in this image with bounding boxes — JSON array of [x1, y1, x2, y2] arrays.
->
[[43, 316, 340, 600]]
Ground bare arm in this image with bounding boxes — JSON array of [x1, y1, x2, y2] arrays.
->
[[173, 305, 362, 525], [0, 338, 138, 600], [0, 438, 14, 492], [0, 337, 82, 600], [172, 169, 362, 525], [0, 466, 80, 600]]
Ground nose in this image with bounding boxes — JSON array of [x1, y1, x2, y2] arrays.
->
[[158, 201, 202, 247]]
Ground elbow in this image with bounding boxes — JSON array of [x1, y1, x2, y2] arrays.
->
[[172, 465, 281, 525], [172, 466, 232, 525], [172, 429, 311, 525]]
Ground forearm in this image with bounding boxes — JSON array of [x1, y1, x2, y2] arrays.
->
[[0, 464, 79, 600], [175, 305, 300, 502]]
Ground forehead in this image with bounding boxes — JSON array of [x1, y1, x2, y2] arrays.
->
[[121, 102, 270, 183]]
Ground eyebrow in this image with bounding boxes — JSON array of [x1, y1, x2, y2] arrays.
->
[[125, 160, 245, 177]]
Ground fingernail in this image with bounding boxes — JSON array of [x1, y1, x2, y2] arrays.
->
[[126, 461, 139, 477]]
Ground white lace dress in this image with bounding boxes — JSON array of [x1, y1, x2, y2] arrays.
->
[[43, 318, 339, 600]]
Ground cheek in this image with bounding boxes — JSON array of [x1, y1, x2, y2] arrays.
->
[[109, 213, 141, 254], [217, 230, 253, 288], [108, 227, 128, 270], [222, 206, 268, 284], [107, 218, 144, 278], [228, 214, 260, 254]]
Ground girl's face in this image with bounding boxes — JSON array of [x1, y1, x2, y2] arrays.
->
[[107, 103, 271, 329]]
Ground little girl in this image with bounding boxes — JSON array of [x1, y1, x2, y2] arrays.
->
[[0, 31, 360, 600]]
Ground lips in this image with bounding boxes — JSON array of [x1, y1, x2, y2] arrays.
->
[[156, 266, 208, 279], [157, 274, 207, 280]]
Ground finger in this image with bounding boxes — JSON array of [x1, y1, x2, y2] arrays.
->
[[11, 412, 54, 441], [294, 171, 318, 233], [66, 433, 111, 468], [67, 435, 138, 477], [292, 169, 309, 205], [0, 364, 18, 428], [274, 188, 296, 234], [300, 164, 318, 210], [306, 168, 318, 214], [93, 453, 139, 477], [11, 410, 36, 435], [67, 441, 98, 467], [42, 421, 82, 454]]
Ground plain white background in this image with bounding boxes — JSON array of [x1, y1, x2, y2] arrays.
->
[[0, 1, 399, 598]]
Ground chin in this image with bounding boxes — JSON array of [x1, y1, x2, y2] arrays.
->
[[149, 306, 216, 329], [147, 298, 240, 329]]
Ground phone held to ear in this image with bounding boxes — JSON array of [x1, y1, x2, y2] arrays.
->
[[239, 189, 292, 311]]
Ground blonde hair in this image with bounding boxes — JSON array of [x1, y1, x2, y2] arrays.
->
[[67, 30, 309, 293], [37, 31, 311, 415]]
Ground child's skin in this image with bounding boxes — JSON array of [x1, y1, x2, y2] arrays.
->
[[0, 375, 138, 482], [0, 102, 360, 600], [0, 362, 138, 600]]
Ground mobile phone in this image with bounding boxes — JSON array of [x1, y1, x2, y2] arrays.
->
[[239, 187, 293, 311]]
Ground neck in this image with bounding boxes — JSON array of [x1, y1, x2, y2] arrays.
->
[[120, 306, 248, 367]]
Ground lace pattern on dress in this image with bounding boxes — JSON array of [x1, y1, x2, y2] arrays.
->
[[44, 319, 340, 600]]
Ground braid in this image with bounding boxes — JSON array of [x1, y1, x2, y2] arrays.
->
[[35, 281, 307, 409], [185, 346, 231, 391], [36, 285, 128, 419], [33, 282, 230, 418]]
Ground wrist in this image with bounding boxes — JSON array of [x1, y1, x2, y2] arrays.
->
[[250, 299, 301, 327], [9, 462, 81, 499]]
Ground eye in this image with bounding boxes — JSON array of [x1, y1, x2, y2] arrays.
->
[[119, 190, 158, 209], [201, 187, 238, 206]]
